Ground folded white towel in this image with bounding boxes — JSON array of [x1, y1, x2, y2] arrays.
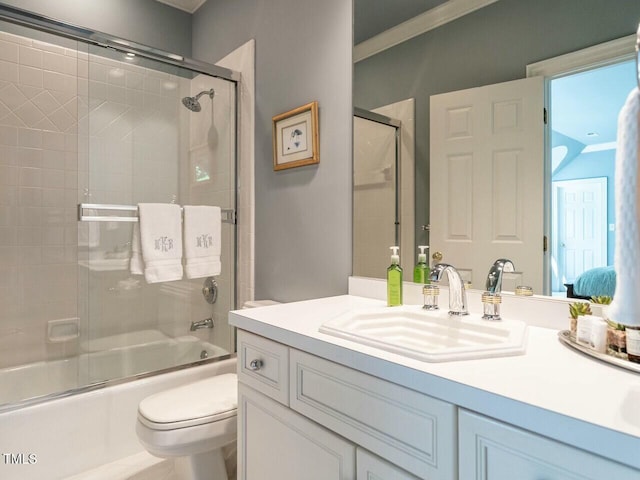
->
[[607, 87, 640, 326], [138, 203, 183, 283], [183, 205, 221, 279], [129, 222, 144, 276]]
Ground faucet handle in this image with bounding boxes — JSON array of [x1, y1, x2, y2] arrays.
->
[[481, 292, 503, 321], [422, 285, 440, 310]]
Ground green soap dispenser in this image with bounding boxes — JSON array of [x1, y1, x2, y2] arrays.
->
[[387, 246, 403, 306], [413, 245, 430, 284]]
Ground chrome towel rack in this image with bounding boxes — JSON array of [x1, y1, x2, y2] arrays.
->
[[78, 203, 236, 224]]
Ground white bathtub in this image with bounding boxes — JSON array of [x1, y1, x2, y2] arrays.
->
[[0, 333, 235, 480], [0, 330, 229, 406]]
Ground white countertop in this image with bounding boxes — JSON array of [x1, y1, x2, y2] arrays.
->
[[230, 284, 640, 470]]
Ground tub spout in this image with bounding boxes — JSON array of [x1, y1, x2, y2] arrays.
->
[[190, 317, 214, 331]]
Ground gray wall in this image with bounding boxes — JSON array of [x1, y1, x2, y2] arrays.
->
[[354, 0, 640, 249], [193, 0, 353, 302], [0, 0, 192, 56]]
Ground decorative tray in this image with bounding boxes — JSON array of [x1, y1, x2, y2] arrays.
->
[[558, 330, 640, 374]]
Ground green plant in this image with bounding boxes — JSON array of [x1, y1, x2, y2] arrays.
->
[[590, 296, 612, 305], [569, 302, 592, 320], [605, 319, 626, 331]]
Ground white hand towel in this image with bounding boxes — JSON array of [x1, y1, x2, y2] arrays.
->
[[183, 205, 222, 279], [138, 203, 183, 283], [607, 87, 640, 327], [129, 222, 144, 276]]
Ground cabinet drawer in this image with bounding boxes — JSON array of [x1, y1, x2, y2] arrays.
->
[[290, 349, 457, 479], [459, 410, 639, 479], [237, 330, 289, 405]]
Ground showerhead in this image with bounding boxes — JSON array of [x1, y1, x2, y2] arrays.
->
[[181, 88, 215, 112]]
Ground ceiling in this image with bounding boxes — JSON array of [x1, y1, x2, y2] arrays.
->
[[155, 0, 207, 14], [552, 60, 636, 147]]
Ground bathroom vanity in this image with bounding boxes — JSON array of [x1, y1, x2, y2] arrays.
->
[[229, 278, 640, 479]]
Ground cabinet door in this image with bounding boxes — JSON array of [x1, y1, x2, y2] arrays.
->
[[459, 410, 639, 479], [357, 449, 420, 480], [238, 383, 356, 480]]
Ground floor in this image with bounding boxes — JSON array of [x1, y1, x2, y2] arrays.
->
[[65, 452, 178, 480]]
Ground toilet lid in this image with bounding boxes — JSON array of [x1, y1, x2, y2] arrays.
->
[[138, 373, 237, 429]]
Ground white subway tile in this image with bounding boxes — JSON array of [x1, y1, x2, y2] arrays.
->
[[32, 40, 65, 56], [43, 51, 77, 76], [18, 65, 43, 88], [43, 70, 76, 94], [0, 165, 18, 185], [18, 206, 42, 227], [19, 45, 42, 68], [18, 187, 42, 206], [42, 130, 66, 151], [42, 188, 64, 207], [16, 147, 43, 168], [0, 226, 17, 246], [88, 62, 108, 83], [17, 226, 41, 246], [0, 59, 18, 82], [42, 150, 65, 170], [0, 40, 18, 64], [18, 128, 42, 148], [16, 84, 42, 100], [42, 226, 64, 245], [0, 83, 28, 110], [0, 185, 17, 206], [41, 245, 65, 264], [19, 167, 42, 187], [0, 126, 17, 146], [42, 169, 65, 189]]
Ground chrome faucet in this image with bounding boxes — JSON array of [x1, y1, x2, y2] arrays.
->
[[485, 259, 515, 294], [190, 317, 214, 331], [482, 259, 515, 321], [428, 263, 468, 316]]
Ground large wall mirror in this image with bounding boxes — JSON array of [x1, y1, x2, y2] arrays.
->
[[353, 0, 640, 296]]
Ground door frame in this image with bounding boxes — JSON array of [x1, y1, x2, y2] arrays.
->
[[551, 177, 608, 292], [526, 33, 636, 295]]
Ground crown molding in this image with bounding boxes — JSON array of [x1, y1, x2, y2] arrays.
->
[[155, 0, 208, 14], [354, 0, 500, 63]]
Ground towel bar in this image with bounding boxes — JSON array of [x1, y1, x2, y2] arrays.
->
[[77, 203, 236, 224]]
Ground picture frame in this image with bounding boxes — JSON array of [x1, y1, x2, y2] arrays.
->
[[272, 101, 319, 171]]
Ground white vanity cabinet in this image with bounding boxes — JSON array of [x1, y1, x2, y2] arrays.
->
[[236, 330, 455, 480], [459, 410, 639, 480], [238, 383, 356, 480]]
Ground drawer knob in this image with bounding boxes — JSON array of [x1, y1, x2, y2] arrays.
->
[[249, 359, 263, 371]]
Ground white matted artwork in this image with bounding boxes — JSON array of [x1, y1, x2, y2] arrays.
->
[[272, 101, 319, 170]]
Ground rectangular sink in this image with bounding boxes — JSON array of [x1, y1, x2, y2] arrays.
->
[[319, 305, 527, 362]]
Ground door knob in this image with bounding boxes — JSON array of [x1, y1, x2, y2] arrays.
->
[[432, 251, 443, 262]]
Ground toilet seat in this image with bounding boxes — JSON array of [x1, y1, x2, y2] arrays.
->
[[138, 373, 237, 431]]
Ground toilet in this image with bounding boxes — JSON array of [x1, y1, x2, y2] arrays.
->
[[136, 373, 238, 480]]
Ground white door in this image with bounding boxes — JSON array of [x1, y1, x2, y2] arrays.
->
[[430, 77, 544, 292], [552, 178, 607, 290]]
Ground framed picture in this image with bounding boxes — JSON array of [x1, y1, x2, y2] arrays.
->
[[272, 101, 319, 171]]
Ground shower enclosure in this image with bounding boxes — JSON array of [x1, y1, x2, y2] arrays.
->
[[0, 6, 239, 409]]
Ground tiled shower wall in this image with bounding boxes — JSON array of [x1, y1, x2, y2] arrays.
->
[[0, 31, 81, 368], [0, 27, 238, 371]]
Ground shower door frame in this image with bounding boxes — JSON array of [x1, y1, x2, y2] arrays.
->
[[0, 3, 242, 412]]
